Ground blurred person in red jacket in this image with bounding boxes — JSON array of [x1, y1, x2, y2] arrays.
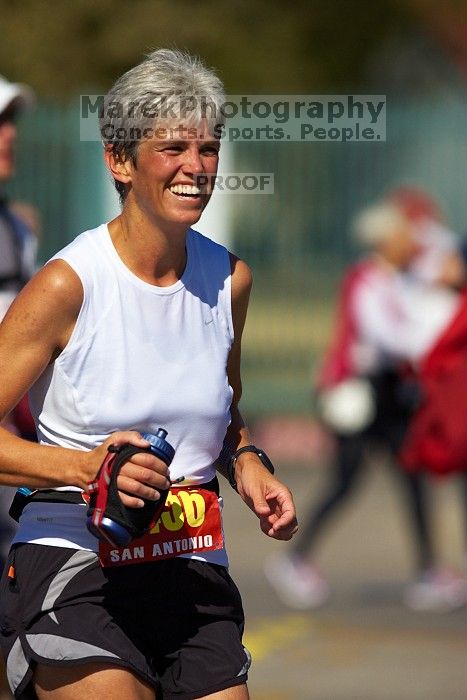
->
[[388, 187, 467, 478], [266, 193, 467, 612]]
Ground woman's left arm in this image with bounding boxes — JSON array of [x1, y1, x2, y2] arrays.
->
[[219, 254, 298, 541]]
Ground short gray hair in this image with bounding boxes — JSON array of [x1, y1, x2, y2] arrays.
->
[[100, 48, 226, 201]]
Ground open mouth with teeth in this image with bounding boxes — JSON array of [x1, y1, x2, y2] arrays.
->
[[169, 184, 203, 198]]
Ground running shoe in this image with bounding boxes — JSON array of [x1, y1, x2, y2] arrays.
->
[[403, 567, 467, 612], [264, 553, 330, 609]]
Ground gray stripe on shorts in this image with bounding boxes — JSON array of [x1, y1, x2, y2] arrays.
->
[[237, 646, 252, 676], [41, 550, 98, 624], [6, 637, 30, 692], [26, 633, 120, 662]]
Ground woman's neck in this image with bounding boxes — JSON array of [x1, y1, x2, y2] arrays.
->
[[108, 211, 188, 287]]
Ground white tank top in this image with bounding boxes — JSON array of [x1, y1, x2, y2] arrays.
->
[[29, 223, 234, 482], [16, 224, 234, 564]]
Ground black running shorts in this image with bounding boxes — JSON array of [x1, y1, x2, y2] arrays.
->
[[0, 544, 250, 699]]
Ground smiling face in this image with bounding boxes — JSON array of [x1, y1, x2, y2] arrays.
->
[[108, 123, 220, 233]]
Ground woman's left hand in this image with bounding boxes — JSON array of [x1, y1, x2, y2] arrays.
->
[[236, 459, 298, 540]]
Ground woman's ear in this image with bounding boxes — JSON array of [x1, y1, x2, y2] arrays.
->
[[104, 145, 133, 185]]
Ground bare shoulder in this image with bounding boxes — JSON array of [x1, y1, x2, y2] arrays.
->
[[34, 258, 82, 295], [228, 254, 253, 340], [0, 260, 85, 410], [1, 259, 83, 349], [8, 259, 82, 316], [229, 254, 253, 302]]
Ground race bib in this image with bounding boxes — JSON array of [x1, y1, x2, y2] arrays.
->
[[99, 486, 224, 567]]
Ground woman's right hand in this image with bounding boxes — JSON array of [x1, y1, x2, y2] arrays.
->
[[87, 431, 171, 508]]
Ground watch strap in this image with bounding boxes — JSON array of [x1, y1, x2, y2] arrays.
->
[[227, 445, 275, 490]]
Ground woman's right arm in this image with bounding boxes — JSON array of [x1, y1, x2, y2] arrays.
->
[[0, 261, 169, 505]]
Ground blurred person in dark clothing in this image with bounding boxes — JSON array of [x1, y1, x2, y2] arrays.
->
[[0, 74, 37, 574], [266, 197, 467, 612], [0, 76, 37, 314]]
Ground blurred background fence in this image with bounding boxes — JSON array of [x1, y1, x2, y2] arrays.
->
[[7, 98, 467, 418]]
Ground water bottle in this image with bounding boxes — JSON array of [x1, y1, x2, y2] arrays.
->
[[86, 428, 176, 547]]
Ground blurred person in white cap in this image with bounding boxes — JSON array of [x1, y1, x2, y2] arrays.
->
[[0, 74, 37, 575], [0, 74, 37, 318], [266, 197, 467, 612]]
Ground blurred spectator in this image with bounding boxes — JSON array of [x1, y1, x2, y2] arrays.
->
[[386, 186, 461, 287], [0, 76, 37, 307], [0, 74, 37, 573], [387, 187, 467, 478], [266, 196, 467, 612]]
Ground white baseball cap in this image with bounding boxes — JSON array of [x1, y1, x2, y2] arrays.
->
[[0, 75, 35, 116]]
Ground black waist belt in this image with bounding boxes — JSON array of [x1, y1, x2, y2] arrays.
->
[[9, 477, 219, 522], [9, 489, 85, 522]]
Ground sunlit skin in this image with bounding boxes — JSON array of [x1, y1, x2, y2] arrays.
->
[[106, 126, 220, 238]]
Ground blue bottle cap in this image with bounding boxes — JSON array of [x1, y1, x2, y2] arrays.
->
[[141, 429, 175, 465]]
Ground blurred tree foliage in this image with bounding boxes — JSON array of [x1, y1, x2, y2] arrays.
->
[[0, 0, 419, 99]]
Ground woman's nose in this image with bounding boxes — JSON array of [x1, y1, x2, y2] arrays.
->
[[181, 145, 203, 173]]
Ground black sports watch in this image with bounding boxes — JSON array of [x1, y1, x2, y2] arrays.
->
[[227, 445, 275, 490]]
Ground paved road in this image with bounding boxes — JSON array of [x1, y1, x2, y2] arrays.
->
[[223, 463, 467, 700], [1, 463, 465, 699]]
